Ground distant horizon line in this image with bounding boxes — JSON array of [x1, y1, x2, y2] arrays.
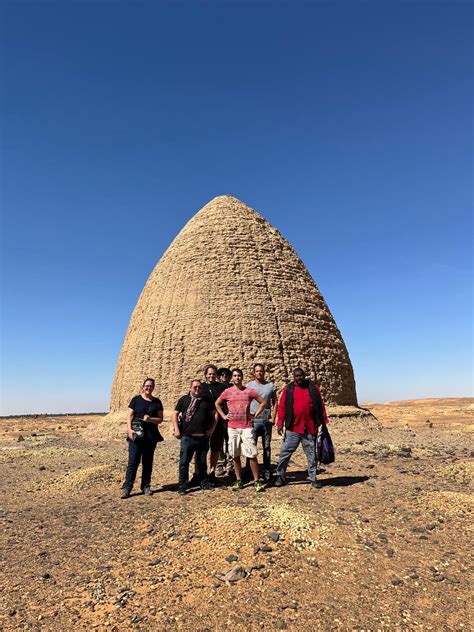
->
[[1, 395, 473, 418]]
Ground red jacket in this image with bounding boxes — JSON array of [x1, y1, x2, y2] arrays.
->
[[277, 383, 329, 435]]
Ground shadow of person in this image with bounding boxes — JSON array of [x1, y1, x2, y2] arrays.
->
[[320, 475, 369, 487]]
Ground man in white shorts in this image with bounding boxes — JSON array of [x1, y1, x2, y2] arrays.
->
[[215, 369, 266, 492]]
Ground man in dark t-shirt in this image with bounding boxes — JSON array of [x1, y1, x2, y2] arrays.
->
[[202, 364, 226, 481], [172, 380, 217, 494]]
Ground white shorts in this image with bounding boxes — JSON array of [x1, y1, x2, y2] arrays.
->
[[228, 427, 258, 458]]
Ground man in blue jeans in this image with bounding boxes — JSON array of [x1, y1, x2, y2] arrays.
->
[[246, 364, 278, 482], [275, 367, 330, 489], [172, 380, 217, 494]]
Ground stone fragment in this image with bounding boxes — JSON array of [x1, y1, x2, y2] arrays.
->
[[225, 555, 238, 562], [268, 531, 280, 542], [215, 564, 247, 583], [17, 435, 25, 442]]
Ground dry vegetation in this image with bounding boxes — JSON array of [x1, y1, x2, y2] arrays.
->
[[1, 399, 472, 631]]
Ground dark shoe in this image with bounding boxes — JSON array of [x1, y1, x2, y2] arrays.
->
[[208, 471, 217, 484], [177, 485, 187, 495], [200, 480, 214, 490], [142, 486, 153, 496], [274, 476, 286, 487], [120, 488, 131, 499], [311, 481, 323, 489], [188, 474, 200, 487], [262, 471, 273, 483]]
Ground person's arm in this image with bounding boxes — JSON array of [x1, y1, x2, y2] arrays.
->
[[318, 387, 330, 425], [143, 400, 164, 425], [126, 407, 135, 440], [270, 389, 278, 424], [206, 408, 218, 437], [276, 388, 287, 434], [215, 396, 229, 420], [253, 394, 267, 419], [172, 411, 181, 439], [144, 411, 163, 425]]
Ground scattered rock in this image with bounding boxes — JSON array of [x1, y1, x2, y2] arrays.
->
[[261, 545, 273, 553], [268, 531, 280, 542], [148, 558, 161, 566], [215, 564, 247, 583], [386, 549, 395, 558], [225, 555, 238, 562], [38, 465, 46, 471], [426, 523, 437, 531], [391, 578, 402, 586], [17, 435, 25, 442]]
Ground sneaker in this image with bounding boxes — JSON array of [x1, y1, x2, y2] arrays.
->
[[231, 480, 243, 491], [200, 480, 214, 490], [311, 481, 323, 489], [254, 480, 265, 492], [142, 486, 153, 496], [262, 471, 273, 483], [120, 488, 131, 499], [215, 463, 225, 477], [177, 485, 187, 495], [274, 476, 286, 487]]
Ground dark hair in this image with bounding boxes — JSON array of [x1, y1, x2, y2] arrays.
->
[[292, 367, 306, 377], [232, 368, 243, 378], [253, 363, 265, 371], [204, 364, 218, 375], [190, 379, 202, 386], [217, 367, 232, 379], [142, 377, 155, 387]]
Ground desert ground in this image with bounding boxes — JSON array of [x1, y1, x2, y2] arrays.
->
[[0, 398, 472, 631]]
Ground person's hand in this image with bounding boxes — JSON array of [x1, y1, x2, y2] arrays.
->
[[143, 414, 150, 422], [277, 426, 283, 436], [127, 428, 134, 440], [173, 428, 181, 439]]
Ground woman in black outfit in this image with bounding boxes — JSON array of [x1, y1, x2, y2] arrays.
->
[[121, 378, 164, 498]]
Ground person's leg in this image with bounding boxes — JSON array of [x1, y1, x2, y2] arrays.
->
[[178, 436, 197, 486], [246, 420, 263, 479], [275, 431, 301, 480], [300, 433, 318, 483], [262, 422, 273, 476], [228, 428, 243, 484], [141, 439, 158, 490], [123, 439, 142, 492], [241, 428, 260, 482], [196, 436, 210, 482], [209, 420, 224, 477]]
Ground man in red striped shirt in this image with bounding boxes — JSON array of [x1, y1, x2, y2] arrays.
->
[[274, 367, 329, 489]]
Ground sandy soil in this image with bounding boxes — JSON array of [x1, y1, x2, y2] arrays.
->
[[0, 399, 472, 631]]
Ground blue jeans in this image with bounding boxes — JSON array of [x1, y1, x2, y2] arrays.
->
[[276, 430, 317, 483], [179, 435, 209, 485], [253, 417, 273, 473], [123, 436, 157, 491]]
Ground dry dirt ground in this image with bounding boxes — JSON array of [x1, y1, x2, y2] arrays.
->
[[1, 399, 472, 631]]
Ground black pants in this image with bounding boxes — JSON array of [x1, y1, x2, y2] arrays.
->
[[123, 437, 158, 491], [179, 435, 209, 485]]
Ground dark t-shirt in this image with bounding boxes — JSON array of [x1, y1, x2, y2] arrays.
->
[[175, 395, 215, 436], [128, 395, 163, 437], [203, 381, 225, 401]]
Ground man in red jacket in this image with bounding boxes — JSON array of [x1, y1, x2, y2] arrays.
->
[[274, 367, 329, 489]]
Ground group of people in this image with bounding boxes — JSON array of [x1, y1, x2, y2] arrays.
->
[[120, 363, 330, 498]]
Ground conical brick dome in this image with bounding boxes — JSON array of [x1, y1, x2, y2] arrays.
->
[[110, 195, 357, 411]]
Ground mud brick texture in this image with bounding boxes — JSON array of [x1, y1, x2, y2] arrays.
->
[[110, 195, 357, 411]]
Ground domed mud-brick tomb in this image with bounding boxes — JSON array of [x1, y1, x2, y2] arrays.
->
[[110, 195, 358, 412]]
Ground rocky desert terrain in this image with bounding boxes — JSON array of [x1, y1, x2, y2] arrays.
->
[[1, 398, 472, 631]]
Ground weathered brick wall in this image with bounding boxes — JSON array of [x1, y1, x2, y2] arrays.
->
[[110, 196, 358, 410]]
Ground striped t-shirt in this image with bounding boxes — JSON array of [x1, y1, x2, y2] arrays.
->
[[219, 386, 259, 429]]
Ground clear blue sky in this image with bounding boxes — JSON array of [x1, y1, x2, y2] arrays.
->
[[1, 1, 472, 414]]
